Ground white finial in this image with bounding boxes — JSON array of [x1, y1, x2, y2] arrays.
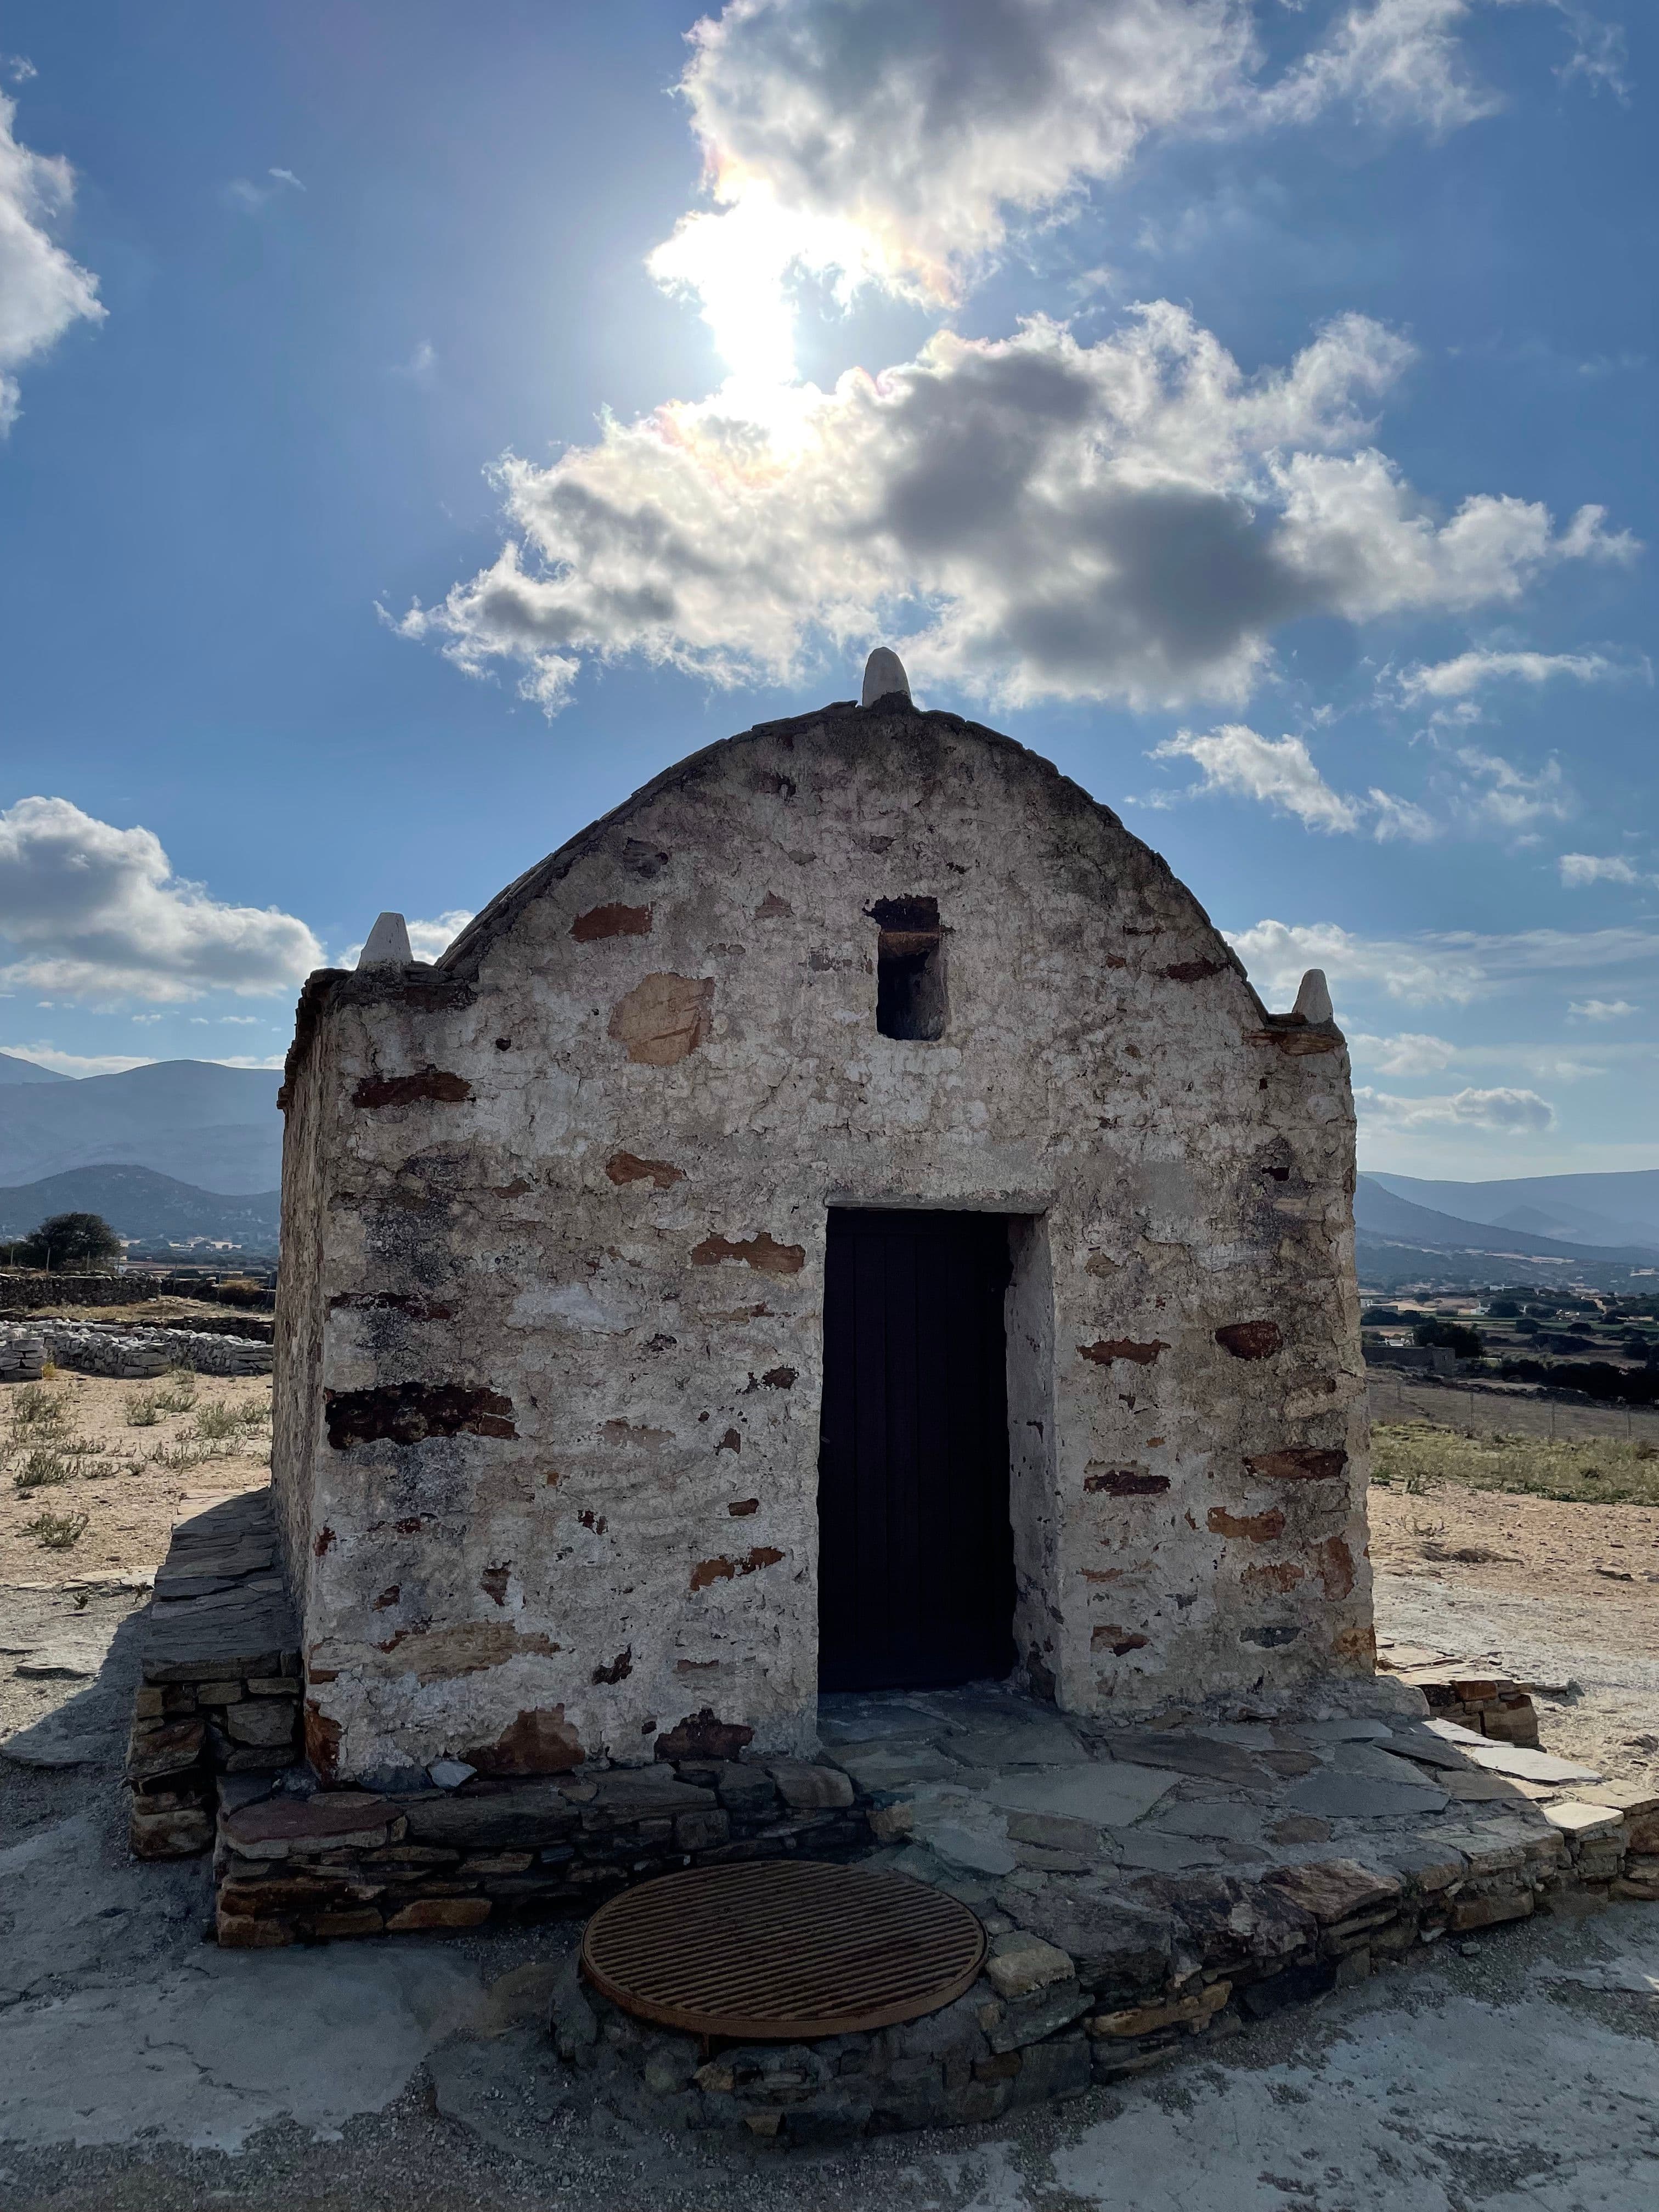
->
[[861, 646, 912, 707], [1292, 968, 1334, 1024], [358, 912, 413, 967]]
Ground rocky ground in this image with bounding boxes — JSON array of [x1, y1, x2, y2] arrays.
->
[[3, 1382, 1657, 2208]]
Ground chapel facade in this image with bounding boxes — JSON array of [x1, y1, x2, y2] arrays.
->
[[272, 663, 1372, 1787]]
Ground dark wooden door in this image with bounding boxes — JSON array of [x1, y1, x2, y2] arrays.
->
[[817, 1209, 1015, 1692]]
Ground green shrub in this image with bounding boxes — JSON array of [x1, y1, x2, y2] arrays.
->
[[24, 1509, 89, 1549], [13, 1447, 70, 1491], [9, 1384, 71, 1433]]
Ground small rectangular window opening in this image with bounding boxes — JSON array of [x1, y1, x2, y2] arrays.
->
[[870, 895, 947, 1040]]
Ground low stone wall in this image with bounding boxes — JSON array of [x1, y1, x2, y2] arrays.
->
[[126, 1491, 303, 1858], [0, 1325, 46, 1381], [0, 1272, 158, 1310], [555, 1814, 1659, 2141], [41, 1321, 272, 1379], [212, 1763, 867, 1946]]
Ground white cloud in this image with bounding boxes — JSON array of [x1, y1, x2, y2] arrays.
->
[[1, 1041, 154, 1077], [1366, 787, 1438, 842], [406, 307, 1625, 715], [1559, 852, 1640, 887], [1453, 747, 1573, 833], [1570, 997, 1637, 1020], [226, 166, 306, 213], [1399, 646, 1624, 699], [1150, 721, 1442, 839], [0, 797, 323, 1005], [391, 338, 438, 389], [1355, 1084, 1556, 1134], [1349, 1030, 1457, 1075], [0, 87, 103, 432], [1226, 917, 1659, 1011], [662, 1, 1554, 359], [210, 1054, 287, 1070], [408, 910, 473, 962], [1151, 724, 1359, 832], [1227, 918, 1488, 1005]]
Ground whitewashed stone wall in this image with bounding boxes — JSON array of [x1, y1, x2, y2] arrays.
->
[[274, 701, 1370, 1785]]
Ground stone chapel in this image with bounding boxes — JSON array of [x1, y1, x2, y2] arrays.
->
[[272, 653, 1370, 1788]]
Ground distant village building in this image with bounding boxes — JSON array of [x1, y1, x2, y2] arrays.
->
[[273, 656, 1369, 1787]]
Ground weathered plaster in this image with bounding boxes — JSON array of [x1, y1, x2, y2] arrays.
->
[[273, 699, 1371, 1783]]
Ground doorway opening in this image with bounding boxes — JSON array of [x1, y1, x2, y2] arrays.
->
[[816, 1207, 1016, 1692]]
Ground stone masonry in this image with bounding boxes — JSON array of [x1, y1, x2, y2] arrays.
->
[[272, 690, 1372, 1788]]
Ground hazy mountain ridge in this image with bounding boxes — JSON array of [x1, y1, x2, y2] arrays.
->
[[1355, 1177, 1659, 1266], [0, 1052, 74, 1085], [1370, 1170, 1659, 1252], [0, 1058, 281, 1193], [0, 1165, 281, 1245]]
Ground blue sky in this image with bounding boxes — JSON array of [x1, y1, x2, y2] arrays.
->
[[0, 0, 1652, 1179]]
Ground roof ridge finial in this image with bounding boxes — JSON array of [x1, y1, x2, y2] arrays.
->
[[358, 912, 413, 967], [861, 646, 912, 708]]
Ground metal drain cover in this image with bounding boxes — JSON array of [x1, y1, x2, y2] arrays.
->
[[580, 1859, 987, 2040]]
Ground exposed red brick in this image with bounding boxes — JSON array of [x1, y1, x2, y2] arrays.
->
[[352, 1069, 472, 1109], [1079, 1338, 1167, 1367], [313, 1526, 335, 1557], [591, 1646, 633, 1685], [465, 1706, 585, 1776], [329, 1291, 454, 1318], [1244, 1448, 1348, 1482], [1084, 1468, 1170, 1496], [571, 902, 652, 941], [654, 1707, 755, 1762], [1092, 1626, 1150, 1655], [689, 1545, 783, 1593], [371, 1585, 400, 1610], [605, 1149, 685, 1189], [1207, 1505, 1285, 1543], [1243, 1559, 1306, 1595], [302, 1702, 341, 1780], [325, 1383, 515, 1448], [1315, 1534, 1356, 1599], [1164, 958, 1224, 982], [691, 1232, 806, 1276], [727, 1498, 759, 1516], [1215, 1320, 1283, 1360], [480, 1564, 510, 1606], [760, 1365, 797, 1389], [715, 1427, 742, 1453]]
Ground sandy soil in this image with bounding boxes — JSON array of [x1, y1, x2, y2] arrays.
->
[[1369, 1481, 1659, 1615], [0, 1370, 271, 1585]]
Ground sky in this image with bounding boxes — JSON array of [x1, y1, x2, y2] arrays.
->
[[0, 0, 1653, 1180]]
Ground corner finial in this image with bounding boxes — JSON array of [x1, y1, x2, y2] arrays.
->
[[1291, 968, 1334, 1025], [358, 912, 413, 967], [861, 646, 911, 708]]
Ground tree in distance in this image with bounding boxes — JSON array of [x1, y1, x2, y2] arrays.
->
[[7, 1211, 123, 1272], [1414, 1317, 1483, 1359]]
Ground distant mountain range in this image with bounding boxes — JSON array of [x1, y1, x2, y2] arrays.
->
[[1355, 1172, 1659, 1287], [1369, 1170, 1659, 1254], [0, 1165, 281, 1248], [0, 1055, 281, 1193]]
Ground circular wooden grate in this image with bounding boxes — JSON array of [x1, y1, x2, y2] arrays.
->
[[580, 1859, 987, 2041]]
